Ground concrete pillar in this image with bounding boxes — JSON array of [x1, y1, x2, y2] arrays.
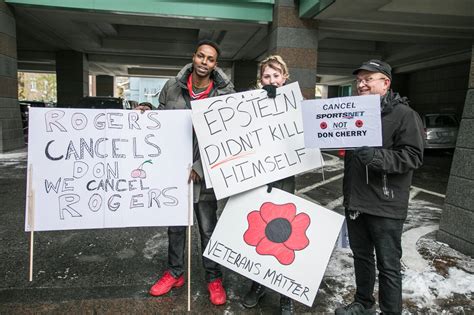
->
[[0, 1, 24, 152], [56, 50, 89, 106], [96, 75, 114, 96], [89, 75, 96, 96], [268, 0, 318, 99], [232, 60, 258, 92], [438, 45, 474, 256]]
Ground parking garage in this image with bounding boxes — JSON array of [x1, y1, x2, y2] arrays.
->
[[0, 0, 472, 270]]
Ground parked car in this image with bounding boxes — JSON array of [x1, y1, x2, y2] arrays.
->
[[19, 101, 48, 127], [129, 100, 139, 109], [19, 101, 51, 144], [68, 96, 132, 110], [421, 113, 459, 149]]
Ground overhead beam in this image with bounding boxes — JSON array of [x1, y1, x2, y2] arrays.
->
[[299, 0, 335, 19], [128, 68, 179, 78], [318, 19, 474, 44], [6, 0, 274, 23], [394, 50, 472, 73], [101, 38, 196, 56], [232, 26, 269, 60], [88, 53, 233, 69], [17, 62, 56, 72], [379, 0, 474, 17]]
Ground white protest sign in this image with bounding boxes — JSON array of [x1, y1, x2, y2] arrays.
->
[[301, 95, 382, 149], [203, 186, 345, 306], [337, 220, 350, 248], [25, 108, 193, 231], [191, 82, 323, 199]]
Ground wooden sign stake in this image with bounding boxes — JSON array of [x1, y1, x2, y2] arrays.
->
[[27, 165, 35, 282], [187, 165, 193, 312]]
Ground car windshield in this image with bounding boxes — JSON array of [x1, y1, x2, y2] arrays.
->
[[425, 115, 458, 128]]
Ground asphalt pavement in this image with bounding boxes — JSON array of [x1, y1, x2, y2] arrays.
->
[[0, 148, 470, 314]]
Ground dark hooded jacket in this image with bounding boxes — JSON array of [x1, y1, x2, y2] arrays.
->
[[158, 63, 235, 201], [343, 90, 424, 219]]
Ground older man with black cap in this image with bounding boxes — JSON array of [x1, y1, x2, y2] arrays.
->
[[335, 60, 424, 315]]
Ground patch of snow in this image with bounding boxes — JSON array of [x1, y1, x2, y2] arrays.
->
[[0, 149, 27, 161], [143, 232, 167, 259], [402, 225, 439, 272], [322, 247, 356, 308], [404, 199, 442, 231], [116, 248, 136, 259], [320, 196, 473, 313], [403, 267, 474, 308]]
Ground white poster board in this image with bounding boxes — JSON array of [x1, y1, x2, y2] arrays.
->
[[191, 82, 323, 199], [25, 108, 193, 231], [203, 186, 345, 306], [301, 95, 382, 149]]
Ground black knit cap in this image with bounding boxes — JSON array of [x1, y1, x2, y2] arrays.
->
[[196, 39, 221, 57], [138, 102, 153, 110], [353, 59, 392, 80]]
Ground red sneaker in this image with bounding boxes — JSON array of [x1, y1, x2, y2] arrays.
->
[[207, 278, 226, 305], [149, 271, 185, 296]]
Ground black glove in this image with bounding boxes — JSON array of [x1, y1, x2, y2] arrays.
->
[[267, 182, 274, 193], [355, 146, 375, 165], [262, 85, 277, 98]]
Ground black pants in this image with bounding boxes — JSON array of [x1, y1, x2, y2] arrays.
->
[[167, 200, 222, 282], [248, 176, 296, 299], [345, 210, 404, 315]]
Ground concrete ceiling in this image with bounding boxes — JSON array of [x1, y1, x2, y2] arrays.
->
[[9, 0, 474, 84], [11, 4, 270, 76], [314, 0, 474, 84]]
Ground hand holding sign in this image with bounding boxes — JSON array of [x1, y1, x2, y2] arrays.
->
[[355, 146, 376, 165], [191, 82, 323, 199], [262, 85, 277, 98], [25, 108, 193, 231], [203, 186, 344, 306], [302, 95, 382, 149]]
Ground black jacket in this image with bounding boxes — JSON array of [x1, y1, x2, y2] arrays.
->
[[343, 90, 424, 219], [158, 63, 235, 201]]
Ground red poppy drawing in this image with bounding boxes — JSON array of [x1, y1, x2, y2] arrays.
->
[[320, 121, 327, 129], [243, 202, 310, 265], [355, 120, 364, 128]]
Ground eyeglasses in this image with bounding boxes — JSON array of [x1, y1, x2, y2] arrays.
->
[[355, 77, 387, 85]]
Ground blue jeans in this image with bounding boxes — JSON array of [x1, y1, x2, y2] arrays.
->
[[345, 210, 404, 315], [167, 200, 222, 282]]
